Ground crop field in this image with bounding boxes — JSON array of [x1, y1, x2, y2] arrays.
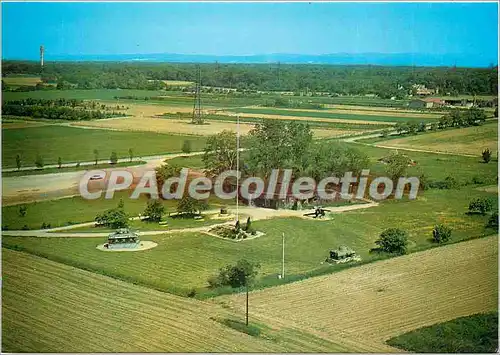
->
[[244, 106, 442, 119], [371, 123, 498, 157], [3, 75, 43, 86], [2, 249, 345, 353], [1, 125, 207, 168], [226, 107, 439, 123], [218, 236, 498, 352], [69, 115, 355, 138], [3, 187, 496, 296]]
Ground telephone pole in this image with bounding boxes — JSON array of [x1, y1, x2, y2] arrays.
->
[[282, 232, 285, 279], [245, 282, 249, 326]]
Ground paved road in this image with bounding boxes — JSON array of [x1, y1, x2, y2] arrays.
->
[[1, 151, 206, 206]]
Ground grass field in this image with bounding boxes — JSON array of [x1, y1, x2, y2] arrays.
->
[[3, 188, 496, 296], [2, 89, 167, 101], [386, 312, 498, 353], [2, 249, 345, 352], [370, 123, 498, 156], [1, 125, 207, 168], [218, 236, 498, 352], [1, 191, 229, 230], [227, 107, 439, 123]]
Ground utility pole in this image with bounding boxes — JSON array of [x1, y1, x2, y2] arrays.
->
[[245, 282, 249, 326], [282, 232, 285, 279]]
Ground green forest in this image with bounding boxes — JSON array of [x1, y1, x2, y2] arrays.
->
[[2, 60, 498, 96]]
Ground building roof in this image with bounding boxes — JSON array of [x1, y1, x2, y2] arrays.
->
[[422, 98, 445, 104]]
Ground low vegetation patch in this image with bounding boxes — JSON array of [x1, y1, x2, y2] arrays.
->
[[386, 312, 498, 353]]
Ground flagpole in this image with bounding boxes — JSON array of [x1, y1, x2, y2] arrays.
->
[[236, 115, 240, 222]]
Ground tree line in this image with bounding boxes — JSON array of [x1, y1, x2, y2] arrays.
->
[[2, 60, 497, 96], [2, 98, 123, 120]]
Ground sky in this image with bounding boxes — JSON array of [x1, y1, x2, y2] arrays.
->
[[1, 2, 498, 66]]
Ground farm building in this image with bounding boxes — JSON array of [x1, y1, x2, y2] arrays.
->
[[408, 98, 445, 109]]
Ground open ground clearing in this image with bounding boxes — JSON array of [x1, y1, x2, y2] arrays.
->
[[370, 123, 498, 157], [217, 236, 498, 352], [1, 125, 207, 168], [70, 115, 354, 138], [2, 249, 344, 353], [3, 188, 496, 296]]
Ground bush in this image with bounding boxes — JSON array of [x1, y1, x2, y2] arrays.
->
[[95, 201, 129, 228], [182, 140, 192, 154], [375, 228, 408, 255], [428, 176, 460, 190], [143, 200, 165, 222], [18, 205, 27, 217], [187, 288, 197, 298], [208, 259, 260, 289], [432, 224, 452, 243], [110, 151, 118, 164], [35, 154, 44, 168], [468, 198, 494, 215], [40, 222, 52, 229], [486, 211, 498, 230], [482, 148, 492, 163]]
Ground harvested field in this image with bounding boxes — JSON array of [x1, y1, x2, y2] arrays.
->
[[250, 106, 441, 119], [218, 236, 498, 352], [323, 103, 441, 114], [164, 80, 194, 86], [3, 76, 42, 86], [70, 115, 355, 138], [2, 248, 347, 352], [221, 110, 397, 125], [375, 124, 498, 156]]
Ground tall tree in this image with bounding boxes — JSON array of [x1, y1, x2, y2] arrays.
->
[[203, 130, 238, 177]]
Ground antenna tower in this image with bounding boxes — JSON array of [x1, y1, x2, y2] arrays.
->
[[40, 45, 45, 69], [192, 65, 203, 124]]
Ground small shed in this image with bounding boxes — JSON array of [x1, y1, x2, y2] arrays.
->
[[329, 246, 357, 260], [105, 228, 140, 249]]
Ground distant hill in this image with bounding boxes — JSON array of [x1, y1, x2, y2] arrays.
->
[[8, 52, 497, 68]]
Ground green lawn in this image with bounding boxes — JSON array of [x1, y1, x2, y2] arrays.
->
[[1, 191, 228, 230], [3, 188, 496, 297], [228, 107, 438, 123], [2, 160, 147, 177], [168, 154, 205, 169], [2, 125, 207, 168], [386, 312, 498, 353], [349, 142, 498, 183]]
